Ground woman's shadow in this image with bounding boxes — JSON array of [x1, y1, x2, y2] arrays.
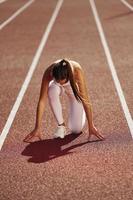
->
[[22, 132, 98, 163]]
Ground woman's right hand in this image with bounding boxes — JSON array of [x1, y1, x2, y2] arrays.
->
[[88, 125, 105, 141], [23, 128, 43, 143]]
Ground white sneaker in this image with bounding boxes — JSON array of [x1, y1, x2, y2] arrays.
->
[[54, 125, 66, 139]]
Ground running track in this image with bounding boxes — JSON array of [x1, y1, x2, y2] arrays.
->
[[0, 0, 133, 199]]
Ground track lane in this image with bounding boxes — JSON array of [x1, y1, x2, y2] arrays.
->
[[95, 0, 133, 128], [0, 0, 31, 24], [89, 0, 133, 137], [0, 0, 133, 200], [0, 0, 35, 30], [0, 0, 58, 133], [120, 0, 133, 11], [0, 0, 64, 150], [0, 0, 8, 4], [127, 0, 133, 5]]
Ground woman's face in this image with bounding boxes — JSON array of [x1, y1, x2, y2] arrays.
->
[[56, 79, 68, 85]]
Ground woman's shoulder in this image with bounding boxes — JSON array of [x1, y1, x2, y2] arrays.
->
[[42, 63, 55, 82], [69, 60, 83, 76], [69, 60, 82, 68]]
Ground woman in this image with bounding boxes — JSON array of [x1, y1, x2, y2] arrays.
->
[[24, 59, 104, 142]]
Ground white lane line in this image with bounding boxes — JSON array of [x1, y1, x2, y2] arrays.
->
[[89, 0, 133, 137], [0, 0, 64, 150], [0, 0, 8, 4], [120, 0, 133, 11], [0, 0, 35, 31]]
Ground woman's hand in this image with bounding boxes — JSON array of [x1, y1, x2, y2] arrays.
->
[[88, 125, 105, 141], [23, 128, 43, 143]]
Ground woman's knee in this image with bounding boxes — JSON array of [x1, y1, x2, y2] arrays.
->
[[68, 112, 86, 133], [70, 127, 83, 134], [68, 122, 83, 133]]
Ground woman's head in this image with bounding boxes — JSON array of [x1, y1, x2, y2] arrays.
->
[[52, 59, 70, 84], [52, 59, 82, 102]]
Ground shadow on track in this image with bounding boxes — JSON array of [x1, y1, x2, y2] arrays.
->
[[106, 11, 133, 20], [21, 133, 101, 163]]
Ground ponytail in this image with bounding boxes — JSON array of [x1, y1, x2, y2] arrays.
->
[[61, 59, 82, 102]]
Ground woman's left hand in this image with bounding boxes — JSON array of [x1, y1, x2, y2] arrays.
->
[[88, 125, 105, 141]]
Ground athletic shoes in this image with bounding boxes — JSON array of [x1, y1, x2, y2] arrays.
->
[[54, 125, 66, 139]]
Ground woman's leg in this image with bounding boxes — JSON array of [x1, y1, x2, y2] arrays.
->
[[68, 96, 86, 133], [48, 81, 66, 138], [48, 81, 64, 125]]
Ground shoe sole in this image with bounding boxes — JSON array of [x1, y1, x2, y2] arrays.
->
[[54, 134, 65, 139]]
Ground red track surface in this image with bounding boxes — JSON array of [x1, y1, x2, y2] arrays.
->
[[0, 0, 133, 199]]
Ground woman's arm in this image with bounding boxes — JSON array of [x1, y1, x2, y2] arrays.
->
[[75, 67, 104, 140], [75, 67, 93, 127], [23, 66, 53, 142], [35, 71, 51, 129]]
